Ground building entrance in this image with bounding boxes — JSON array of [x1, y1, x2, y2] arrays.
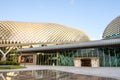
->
[[81, 59, 91, 67], [74, 57, 99, 67]]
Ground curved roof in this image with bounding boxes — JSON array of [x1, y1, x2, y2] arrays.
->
[[17, 38, 120, 53], [0, 21, 89, 44], [103, 16, 120, 39]]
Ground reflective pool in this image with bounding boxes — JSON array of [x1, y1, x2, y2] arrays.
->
[[0, 70, 117, 80]]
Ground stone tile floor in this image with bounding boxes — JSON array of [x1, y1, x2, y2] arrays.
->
[[0, 70, 117, 80]]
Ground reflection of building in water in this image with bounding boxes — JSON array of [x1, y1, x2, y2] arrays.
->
[[32, 70, 71, 79], [32, 70, 43, 79], [0, 73, 6, 80], [6, 72, 18, 80], [0, 70, 117, 80], [0, 72, 18, 80]]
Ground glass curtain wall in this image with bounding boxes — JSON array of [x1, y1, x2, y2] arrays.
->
[[37, 53, 57, 65], [36, 47, 120, 67]]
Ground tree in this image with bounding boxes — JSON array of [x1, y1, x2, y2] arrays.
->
[[0, 47, 13, 61]]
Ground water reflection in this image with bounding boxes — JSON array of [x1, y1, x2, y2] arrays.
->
[[0, 70, 117, 80]]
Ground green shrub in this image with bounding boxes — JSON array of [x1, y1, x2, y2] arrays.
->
[[0, 61, 6, 65], [0, 61, 20, 65], [6, 61, 12, 65], [15, 62, 20, 65]]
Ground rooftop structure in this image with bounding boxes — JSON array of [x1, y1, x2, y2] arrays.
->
[[0, 21, 89, 45], [103, 16, 120, 39]]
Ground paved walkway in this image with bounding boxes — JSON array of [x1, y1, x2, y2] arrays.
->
[[0, 65, 120, 80]]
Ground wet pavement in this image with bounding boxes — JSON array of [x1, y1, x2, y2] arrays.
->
[[0, 70, 117, 80]]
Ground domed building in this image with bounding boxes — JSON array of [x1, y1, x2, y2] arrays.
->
[[18, 16, 120, 67], [1, 16, 120, 67], [0, 21, 89, 44], [0, 20, 89, 64], [103, 16, 120, 39]]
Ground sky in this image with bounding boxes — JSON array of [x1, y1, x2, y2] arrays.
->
[[0, 0, 120, 40]]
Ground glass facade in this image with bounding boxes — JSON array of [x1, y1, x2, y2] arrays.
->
[[36, 47, 120, 67]]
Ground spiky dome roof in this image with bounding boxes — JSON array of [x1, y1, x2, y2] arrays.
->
[[103, 16, 120, 39], [0, 21, 89, 44]]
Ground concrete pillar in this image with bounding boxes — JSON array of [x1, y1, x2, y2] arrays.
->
[[74, 58, 81, 67], [91, 58, 99, 67]]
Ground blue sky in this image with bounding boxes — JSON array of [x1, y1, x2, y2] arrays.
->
[[0, 0, 120, 40]]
